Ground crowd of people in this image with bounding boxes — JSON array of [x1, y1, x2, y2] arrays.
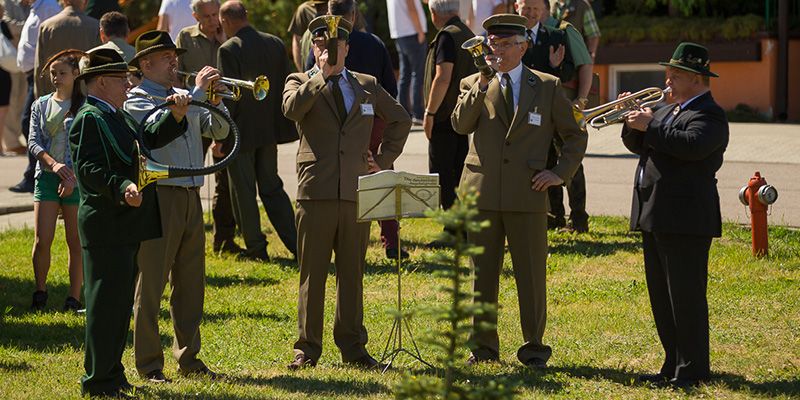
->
[[0, 0, 729, 397]]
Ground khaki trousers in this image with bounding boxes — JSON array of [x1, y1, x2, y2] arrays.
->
[[134, 186, 206, 375], [293, 200, 370, 362], [469, 210, 553, 364]]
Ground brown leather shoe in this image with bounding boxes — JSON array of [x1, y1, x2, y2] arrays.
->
[[346, 354, 384, 370], [287, 354, 316, 370], [142, 369, 171, 383]]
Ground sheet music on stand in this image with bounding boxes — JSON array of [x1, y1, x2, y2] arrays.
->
[[356, 170, 439, 371], [357, 170, 440, 222]]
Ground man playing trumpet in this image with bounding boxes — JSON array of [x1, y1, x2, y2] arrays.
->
[[282, 15, 410, 370], [124, 30, 229, 383], [453, 14, 586, 368]]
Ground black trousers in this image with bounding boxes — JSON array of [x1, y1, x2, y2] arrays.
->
[[642, 231, 712, 380], [202, 137, 237, 245], [546, 138, 587, 225], [428, 121, 468, 210]]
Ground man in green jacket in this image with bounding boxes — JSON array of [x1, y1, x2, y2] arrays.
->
[[69, 48, 190, 397]]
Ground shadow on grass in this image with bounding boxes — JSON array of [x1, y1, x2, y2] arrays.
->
[[203, 309, 291, 323], [0, 275, 73, 316], [0, 359, 32, 372], [206, 274, 280, 288], [230, 374, 390, 396], [0, 318, 84, 352], [548, 237, 640, 257]]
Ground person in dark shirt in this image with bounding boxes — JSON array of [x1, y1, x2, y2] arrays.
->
[[421, 0, 475, 248]]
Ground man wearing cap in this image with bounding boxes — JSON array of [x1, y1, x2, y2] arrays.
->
[[218, 0, 298, 261], [124, 30, 229, 383], [451, 14, 586, 368], [282, 15, 410, 370], [621, 42, 728, 386], [69, 48, 190, 397]]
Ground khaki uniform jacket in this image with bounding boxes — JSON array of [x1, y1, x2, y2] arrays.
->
[[451, 67, 587, 213], [34, 6, 100, 97], [282, 69, 411, 202]]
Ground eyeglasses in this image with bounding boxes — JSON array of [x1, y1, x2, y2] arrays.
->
[[487, 41, 525, 51]]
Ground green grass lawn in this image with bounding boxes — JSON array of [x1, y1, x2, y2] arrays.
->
[[0, 214, 798, 399]]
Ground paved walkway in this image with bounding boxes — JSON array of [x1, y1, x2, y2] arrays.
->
[[1, 123, 798, 232]]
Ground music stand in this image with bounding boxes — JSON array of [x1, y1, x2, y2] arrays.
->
[[357, 171, 440, 372]]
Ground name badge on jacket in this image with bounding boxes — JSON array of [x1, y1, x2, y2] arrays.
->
[[360, 103, 374, 116], [528, 111, 542, 126]]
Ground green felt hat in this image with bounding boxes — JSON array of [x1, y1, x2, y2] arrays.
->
[[75, 48, 138, 81], [130, 30, 187, 67], [308, 15, 352, 40], [659, 42, 719, 77], [482, 14, 528, 38]]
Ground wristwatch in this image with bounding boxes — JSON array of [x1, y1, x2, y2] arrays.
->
[[575, 97, 589, 108], [425, 109, 436, 117]]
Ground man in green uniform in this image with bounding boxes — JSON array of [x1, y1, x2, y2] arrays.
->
[[69, 48, 190, 397]]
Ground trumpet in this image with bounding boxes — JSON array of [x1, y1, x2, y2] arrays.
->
[[322, 15, 342, 66], [461, 35, 496, 79], [574, 87, 670, 130], [127, 93, 241, 189], [176, 70, 270, 102]]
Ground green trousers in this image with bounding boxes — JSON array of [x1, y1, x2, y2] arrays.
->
[[80, 244, 139, 396]]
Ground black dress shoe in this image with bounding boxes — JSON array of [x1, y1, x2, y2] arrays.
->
[[179, 365, 222, 380], [547, 216, 566, 230], [63, 296, 82, 312], [426, 240, 451, 249], [213, 240, 244, 254], [31, 290, 47, 311], [524, 357, 547, 369], [669, 377, 704, 388], [142, 369, 171, 383], [346, 354, 384, 370], [385, 247, 409, 260], [9, 179, 34, 193], [237, 249, 269, 262], [287, 354, 316, 370], [638, 373, 671, 384], [465, 354, 499, 366]]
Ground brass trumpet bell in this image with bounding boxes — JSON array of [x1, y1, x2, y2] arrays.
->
[[461, 35, 496, 79], [574, 87, 669, 130], [323, 15, 342, 66]]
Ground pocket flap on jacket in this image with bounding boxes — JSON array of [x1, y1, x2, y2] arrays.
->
[[297, 152, 317, 163], [527, 158, 546, 169], [465, 154, 481, 166]]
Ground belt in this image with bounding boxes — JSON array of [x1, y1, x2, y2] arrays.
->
[[160, 185, 201, 192]]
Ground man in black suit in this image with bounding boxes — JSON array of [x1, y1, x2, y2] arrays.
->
[[218, 0, 298, 261], [621, 42, 729, 386]]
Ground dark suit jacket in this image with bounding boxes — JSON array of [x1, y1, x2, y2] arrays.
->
[[218, 25, 297, 148], [521, 24, 573, 82], [621, 91, 729, 237], [69, 97, 187, 246]]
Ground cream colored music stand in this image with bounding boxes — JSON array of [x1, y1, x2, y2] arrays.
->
[[357, 171, 439, 372]]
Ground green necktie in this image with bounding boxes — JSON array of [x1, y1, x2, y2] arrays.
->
[[328, 74, 348, 122], [501, 73, 514, 121]]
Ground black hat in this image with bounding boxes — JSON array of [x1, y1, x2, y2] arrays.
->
[[308, 15, 353, 41], [658, 42, 719, 78], [130, 30, 187, 67], [482, 14, 527, 38], [75, 48, 138, 81]]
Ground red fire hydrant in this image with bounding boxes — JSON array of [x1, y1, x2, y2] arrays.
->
[[738, 171, 779, 257]]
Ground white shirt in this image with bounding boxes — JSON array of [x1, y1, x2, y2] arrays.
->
[[497, 62, 524, 110], [528, 22, 540, 44], [386, 0, 427, 39], [88, 95, 117, 113], [470, 0, 505, 34], [158, 0, 195, 42], [328, 68, 356, 115], [16, 0, 61, 72]]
